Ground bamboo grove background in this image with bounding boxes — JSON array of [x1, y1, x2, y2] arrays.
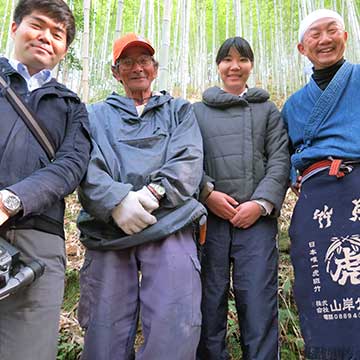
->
[[1, 1, 360, 358], [1, 0, 360, 103]]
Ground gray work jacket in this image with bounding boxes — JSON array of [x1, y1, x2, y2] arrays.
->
[[77, 91, 206, 250]]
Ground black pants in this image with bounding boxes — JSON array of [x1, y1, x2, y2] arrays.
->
[[197, 214, 279, 360]]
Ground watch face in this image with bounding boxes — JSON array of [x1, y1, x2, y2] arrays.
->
[[3, 195, 21, 212], [151, 184, 165, 196]]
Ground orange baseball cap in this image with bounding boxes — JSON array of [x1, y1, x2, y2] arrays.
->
[[113, 33, 155, 65]]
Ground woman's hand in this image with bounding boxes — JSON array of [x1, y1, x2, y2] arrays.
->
[[205, 191, 238, 220], [230, 201, 262, 229]]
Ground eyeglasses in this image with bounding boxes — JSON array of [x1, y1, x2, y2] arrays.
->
[[117, 55, 153, 70]]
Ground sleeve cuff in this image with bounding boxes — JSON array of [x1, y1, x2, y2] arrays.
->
[[199, 181, 214, 203], [253, 199, 274, 216]]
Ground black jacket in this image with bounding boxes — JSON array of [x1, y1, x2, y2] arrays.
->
[[0, 57, 91, 237]]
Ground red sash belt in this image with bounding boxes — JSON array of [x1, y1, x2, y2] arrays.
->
[[302, 159, 346, 178]]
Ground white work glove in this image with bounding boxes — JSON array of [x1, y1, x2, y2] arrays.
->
[[111, 190, 158, 235], [135, 186, 159, 213]]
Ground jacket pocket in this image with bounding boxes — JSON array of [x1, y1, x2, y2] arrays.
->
[[118, 132, 167, 148], [115, 132, 169, 183]]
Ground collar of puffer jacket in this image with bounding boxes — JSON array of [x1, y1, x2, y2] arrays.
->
[[202, 86, 270, 109]]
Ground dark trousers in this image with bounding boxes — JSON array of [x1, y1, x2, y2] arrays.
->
[[197, 214, 279, 360]]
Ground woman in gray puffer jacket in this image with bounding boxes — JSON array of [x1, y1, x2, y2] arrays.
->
[[193, 37, 289, 360]]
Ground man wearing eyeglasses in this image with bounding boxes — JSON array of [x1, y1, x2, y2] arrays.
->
[[76, 33, 206, 360]]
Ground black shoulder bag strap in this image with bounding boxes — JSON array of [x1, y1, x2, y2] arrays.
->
[[0, 74, 55, 161]]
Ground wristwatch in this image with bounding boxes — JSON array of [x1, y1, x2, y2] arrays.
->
[[0, 190, 22, 216], [147, 183, 165, 201], [253, 200, 268, 216], [259, 204, 267, 216]]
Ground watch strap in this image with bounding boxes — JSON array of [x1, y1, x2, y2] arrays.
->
[[147, 184, 164, 201]]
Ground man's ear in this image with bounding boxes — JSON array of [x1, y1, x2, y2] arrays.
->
[[10, 21, 18, 39], [60, 49, 68, 61], [297, 42, 305, 55], [111, 65, 121, 81], [154, 64, 158, 78]]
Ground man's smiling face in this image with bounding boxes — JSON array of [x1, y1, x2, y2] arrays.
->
[[298, 17, 347, 70], [11, 11, 68, 75]]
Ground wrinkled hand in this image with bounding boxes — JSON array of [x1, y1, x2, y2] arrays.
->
[[112, 191, 157, 235], [230, 201, 262, 229], [0, 207, 9, 226], [205, 191, 238, 220], [136, 186, 159, 213], [290, 176, 302, 197]]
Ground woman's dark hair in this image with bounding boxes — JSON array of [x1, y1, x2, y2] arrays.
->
[[216, 37, 254, 65], [14, 0, 76, 48]]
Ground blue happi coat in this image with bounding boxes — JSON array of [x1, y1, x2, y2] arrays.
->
[[282, 61, 360, 176]]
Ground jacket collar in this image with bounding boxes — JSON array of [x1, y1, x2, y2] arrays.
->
[[105, 90, 172, 116], [0, 57, 17, 77], [202, 86, 270, 109], [0, 57, 79, 101]]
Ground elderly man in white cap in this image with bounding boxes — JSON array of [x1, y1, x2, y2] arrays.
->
[[282, 9, 360, 360]]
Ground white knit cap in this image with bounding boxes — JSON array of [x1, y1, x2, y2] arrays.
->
[[298, 9, 345, 42]]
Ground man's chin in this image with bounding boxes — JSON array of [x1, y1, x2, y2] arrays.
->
[[25, 60, 53, 75], [318, 58, 341, 68], [30, 49, 54, 63], [128, 85, 150, 92], [33, 58, 54, 71]]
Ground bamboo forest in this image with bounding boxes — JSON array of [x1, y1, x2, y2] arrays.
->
[[1, 0, 360, 359], [1, 0, 360, 102]]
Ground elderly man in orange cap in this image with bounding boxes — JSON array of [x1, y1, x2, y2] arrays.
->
[[77, 33, 206, 360]]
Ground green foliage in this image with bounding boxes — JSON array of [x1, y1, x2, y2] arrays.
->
[[63, 269, 80, 312], [57, 331, 82, 360], [63, 47, 83, 72], [70, 0, 85, 32], [227, 295, 242, 359], [279, 229, 291, 253], [57, 269, 82, 360], [279, 253, 304, 358], [88, 83, 125, 104]]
